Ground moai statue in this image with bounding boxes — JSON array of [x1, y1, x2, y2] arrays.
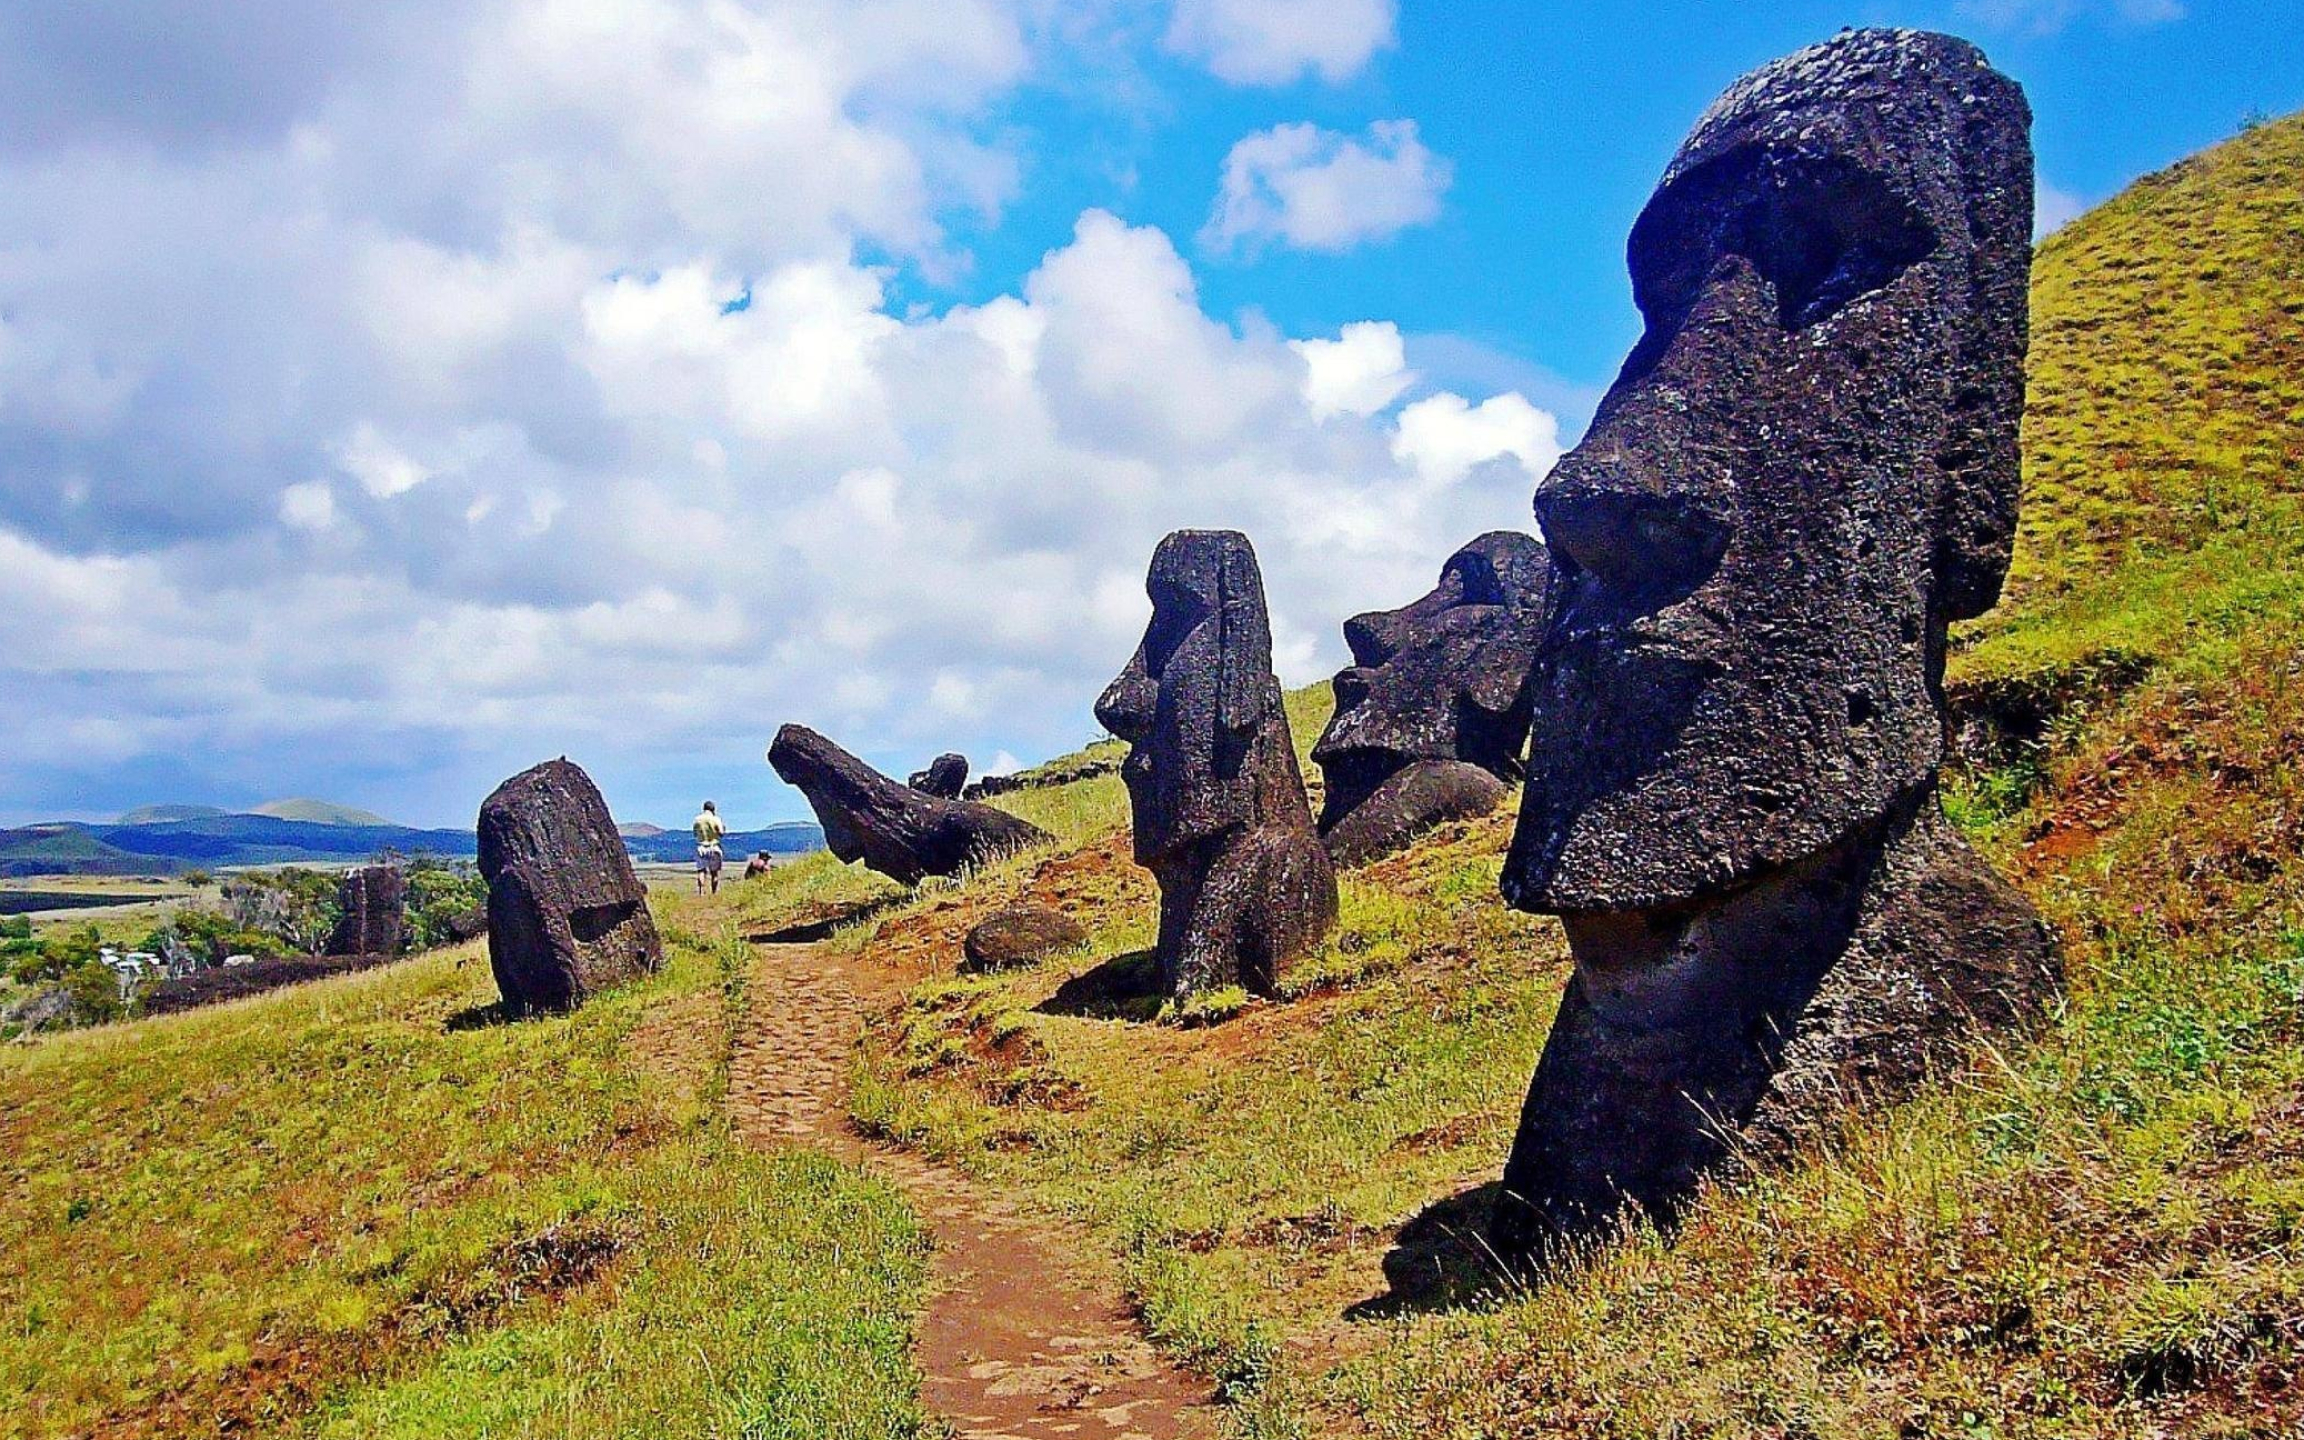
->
[[1096, 530, 1338, 1001], [907, 753, 970, 799], [323, 864, 406, 957], [478, 758, 662, 1015], [1492, 29, 2059, 1262], [769, 725, 1048, 886], [1312, 531, 1554, 865]]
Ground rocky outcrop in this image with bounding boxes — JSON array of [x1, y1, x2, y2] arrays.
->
[[768, 726, 1049, 887], [1492, 29, 2058, 1264], [477, 759, 662, 1016], [908, 753, 970, 799], [962, 904, 1089, 972], [1096, 530, 1337, 1001], [322, 864, 405, 957], [1313, 531, 1553, 864]]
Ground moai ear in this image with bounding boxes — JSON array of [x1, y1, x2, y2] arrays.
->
[[1215, 537, 1275, 737]]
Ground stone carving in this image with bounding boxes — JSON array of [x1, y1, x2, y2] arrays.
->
[[477, 758, 663, 1015], [768, 725, 1050, 886], [963, 904, 1089, 973], [1492, 29, 2058, 1261], [908, 753, 970, 799], [323, 864, 406, 957], [1313, 531, 1554, 865], [1096, 530, 1337, 1001]]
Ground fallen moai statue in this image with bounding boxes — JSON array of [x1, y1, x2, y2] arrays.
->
[[1313, 531, 1554, 865], [768, 725, 1049, 886], [1096, 530, 1336, 1001], [477, 758, 663, 1015], [1491, 28, 2060, 1264], [322, 863, 406, 957], [907, 753, 970, 798]]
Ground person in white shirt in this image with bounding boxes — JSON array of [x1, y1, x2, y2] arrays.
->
[[692, 801, 727, 895]]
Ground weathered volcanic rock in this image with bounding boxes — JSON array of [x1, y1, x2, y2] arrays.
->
[[907, 753, 970, 799], [1492, 29, 2059, 1264], [962, 904, 1089, 972], [477, 758, 662, 1015], [1096, 530, 1337, 1000], [1318, 760, 1511, 869], [768, 726, 1049, 886], [1314, 531, 1553, 864], [323, 864, 406, 957], [443, 904, 489, 944]]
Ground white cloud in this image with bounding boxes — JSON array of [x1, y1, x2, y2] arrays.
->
[[1291, 320, 1412, 419], [1165, 0, 1396, 85], [1204, 120, 1451, 256], [278, 482, 338, 531], [0, 0, 1570, 826], [1392, 392, 1562, 488], [2035, 178, 2088, 238]]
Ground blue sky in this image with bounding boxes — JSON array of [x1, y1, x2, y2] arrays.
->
[[0, 0, 2295, 831]]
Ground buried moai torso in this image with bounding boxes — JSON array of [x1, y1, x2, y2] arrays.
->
[[1313, 531, 1554, 865], [477, 758, 662, 1015], [1096, 530, 1337, 1001], [1491, 29, 2060, 1260]]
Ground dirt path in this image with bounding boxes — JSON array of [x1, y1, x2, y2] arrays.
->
[[726, 942, 1220, 1440]]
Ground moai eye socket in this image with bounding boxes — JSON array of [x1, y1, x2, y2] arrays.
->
[[1627, 148, 1938, 339], [1735, 154, 1937, 328]]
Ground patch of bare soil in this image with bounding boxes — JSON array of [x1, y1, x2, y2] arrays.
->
[[727, 940, 1219, 1439]]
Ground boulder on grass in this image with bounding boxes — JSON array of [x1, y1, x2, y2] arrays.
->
[[963, 904, 1089, 972], [478, 758, 662, 1015]]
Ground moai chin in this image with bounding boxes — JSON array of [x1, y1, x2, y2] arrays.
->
[[1492, 29, 2060, 1263], [1096, 530, 1338, 1001]]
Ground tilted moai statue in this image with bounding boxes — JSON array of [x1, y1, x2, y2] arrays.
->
[[769, 725, 1048, 886], [478, 758, 662, 1015], [1492, 29, 2059, 1261], [1097, 530, 1337, 1001], [1312, 531, 1554, 866], [323, 863, 406, 957], [907, 753, 970, 799]]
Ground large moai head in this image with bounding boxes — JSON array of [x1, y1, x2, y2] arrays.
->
[[1504, 28, 2034, 913], [1096, 529, 1297, 866], [1097, 530, 1337, 998], [477, 758, 662, 1015], [1314, 531, 1554, 829]]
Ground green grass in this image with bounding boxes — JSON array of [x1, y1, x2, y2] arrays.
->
[[0, 904, 932, 1438]]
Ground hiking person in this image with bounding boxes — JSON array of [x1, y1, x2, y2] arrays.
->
[[692, 800, 727, 895]]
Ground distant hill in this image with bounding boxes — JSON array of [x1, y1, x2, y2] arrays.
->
[[618, 822, 667, 838], [5, 810, 824, 875], [115, 804, 228, 825], [622, 822, 823, 862], [248, 798, 397, 827]]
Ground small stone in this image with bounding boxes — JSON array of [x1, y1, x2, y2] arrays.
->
[[963, 905, 1089, 972]]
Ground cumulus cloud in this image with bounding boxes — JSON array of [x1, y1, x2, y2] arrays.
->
[[1204, 120, 1451, 256], [0, 0, 1558, 826], [1290, 321, 1412, 419], [1164, 0, 1396, 85], [2034, 178, 2088, 238]]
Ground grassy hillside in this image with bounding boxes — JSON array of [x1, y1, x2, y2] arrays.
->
[[5, 111, 2298, 1440], [0, 914, 932, 1438], [740, 112, 2304, 1438], [248, 799, 398, 827]]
